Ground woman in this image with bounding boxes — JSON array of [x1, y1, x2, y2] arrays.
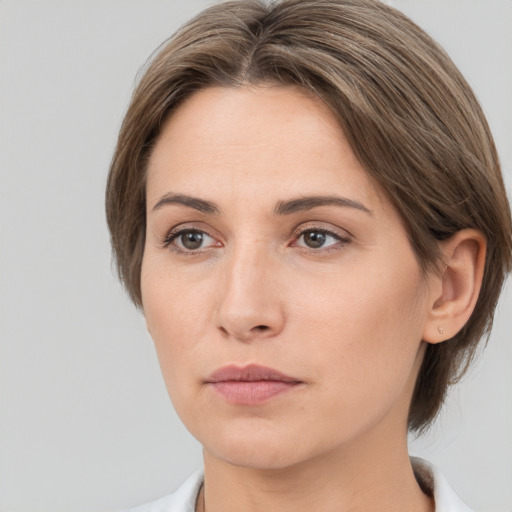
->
[[106, 0, 512, 510]]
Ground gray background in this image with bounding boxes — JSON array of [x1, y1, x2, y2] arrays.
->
[[0, 1, 510, 511]]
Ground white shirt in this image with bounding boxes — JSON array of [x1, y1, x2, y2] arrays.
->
[[125, 458, 472, 512]]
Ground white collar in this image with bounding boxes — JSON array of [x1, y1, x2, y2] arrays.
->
[[411, 457, 473, 511]]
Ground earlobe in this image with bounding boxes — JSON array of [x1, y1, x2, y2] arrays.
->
[[423, 229, 486, 344]]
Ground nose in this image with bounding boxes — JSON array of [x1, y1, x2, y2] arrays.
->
[[215, 244, 285, 342]]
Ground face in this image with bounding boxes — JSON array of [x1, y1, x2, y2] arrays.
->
[[142, 86, 433, 470]]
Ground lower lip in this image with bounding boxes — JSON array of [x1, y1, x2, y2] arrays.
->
[[208, 381, 300, 405]]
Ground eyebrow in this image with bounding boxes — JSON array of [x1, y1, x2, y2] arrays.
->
[[152, 193, 220, 214], [151, 193, 372, 216], [274, 195, 372, 216]]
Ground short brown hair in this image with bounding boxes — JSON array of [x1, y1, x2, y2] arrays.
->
[[106, 0, 512, 431]]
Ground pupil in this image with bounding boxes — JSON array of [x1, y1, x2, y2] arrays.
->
[[182, 231, 203, 249], [305, 231, 325, 248]]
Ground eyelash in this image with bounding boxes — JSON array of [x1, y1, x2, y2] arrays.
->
[[162, 227, 217, 254], [162, 225, 351, 254], [291, 226, 351, 252]]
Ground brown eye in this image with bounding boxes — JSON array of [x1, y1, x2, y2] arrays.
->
[[302, 230, 327, 248], [294, 228, 349, 250], [179, 231, 204, 250], [166, 229, 218, 252]]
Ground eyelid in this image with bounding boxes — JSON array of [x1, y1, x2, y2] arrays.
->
[[161, 224, 222, 253], [290, 223, 352, 250], [159, 221, 351, 253], [292, 221, 351, 239]]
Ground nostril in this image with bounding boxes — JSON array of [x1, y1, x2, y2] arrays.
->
[[254, 325, 270, 331]]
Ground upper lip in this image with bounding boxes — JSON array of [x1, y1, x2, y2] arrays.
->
[[206, 364, 301, 383]]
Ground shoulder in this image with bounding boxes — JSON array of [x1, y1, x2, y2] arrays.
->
[[123, 470, 203, 512], [411, 457, 473, 512]]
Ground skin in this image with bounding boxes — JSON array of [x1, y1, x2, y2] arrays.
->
[[141, 85, 455, 511]]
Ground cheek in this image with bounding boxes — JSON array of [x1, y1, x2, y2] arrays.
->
[[142, 251, 211, 332], [289, 255, 428, 398], [142, 280, 211, 432], [141, 260, 209, 387]]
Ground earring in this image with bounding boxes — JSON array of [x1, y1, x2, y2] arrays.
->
[[437, 326, 444, 335]]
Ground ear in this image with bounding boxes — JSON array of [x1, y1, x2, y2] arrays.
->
[[423, 229, 486, 344]]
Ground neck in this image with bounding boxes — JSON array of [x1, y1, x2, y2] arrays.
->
[[199, 427, 433, 512]]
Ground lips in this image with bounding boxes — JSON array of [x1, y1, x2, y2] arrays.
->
[[206, 364, 302, 405]]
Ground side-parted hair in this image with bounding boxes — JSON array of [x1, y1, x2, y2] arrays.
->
[[106, 0, 512, 432]]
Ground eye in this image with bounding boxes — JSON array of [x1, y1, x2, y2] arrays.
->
[[165, 228, 219, 252], [294, 228, 348, 250]]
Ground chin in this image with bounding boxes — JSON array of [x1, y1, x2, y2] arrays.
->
[[208, 440, 309, 471], [197, 419, 333, 471]]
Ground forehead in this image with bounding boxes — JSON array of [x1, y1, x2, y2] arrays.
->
[[146, 85, 381, 209]]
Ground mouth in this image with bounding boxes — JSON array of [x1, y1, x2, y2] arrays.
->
[[205, 364, 303, 405]]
